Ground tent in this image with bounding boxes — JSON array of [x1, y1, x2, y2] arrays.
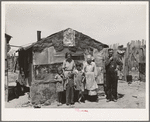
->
[[17, 28, 108, 104]]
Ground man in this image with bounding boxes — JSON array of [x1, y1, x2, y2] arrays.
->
[[105, 49, 123, 102]]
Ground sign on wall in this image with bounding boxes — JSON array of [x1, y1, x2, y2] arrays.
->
[[63, 28, 75, 47]]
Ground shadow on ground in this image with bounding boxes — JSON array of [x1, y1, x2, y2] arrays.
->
[[98, 92, 125, 99], [117, 93, 125, 99]]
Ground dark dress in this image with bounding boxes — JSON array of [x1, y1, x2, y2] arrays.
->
[[66, 77, 74, 105]]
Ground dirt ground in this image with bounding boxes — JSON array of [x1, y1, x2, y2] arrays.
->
[[5, 77, 146, 108]]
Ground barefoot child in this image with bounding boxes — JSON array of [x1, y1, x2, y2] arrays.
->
[[74, 62, 85, 103], [54, 68, 64, 106], [65, 72, 75, 106]]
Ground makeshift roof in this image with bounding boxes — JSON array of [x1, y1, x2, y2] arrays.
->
[[8, 48, 19, 56], [32, 28, 109, 52], [17, 42, 36, 52]]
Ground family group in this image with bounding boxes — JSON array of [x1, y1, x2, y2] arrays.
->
[[54, 49, 123, 106]]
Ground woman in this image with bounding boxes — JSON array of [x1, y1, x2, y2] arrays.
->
[[93, 45, 105, 85], [62, 52, 76, 106], [83, 54, 98, 102]]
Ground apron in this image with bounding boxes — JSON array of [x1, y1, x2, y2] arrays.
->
[[85, 72, 98, 96], [96, 67, 104, 84]]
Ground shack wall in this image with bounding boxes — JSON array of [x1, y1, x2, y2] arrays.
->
[[31, 46, 84, 104]]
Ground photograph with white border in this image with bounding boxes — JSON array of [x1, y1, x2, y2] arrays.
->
[[1, 1, 149, 121]]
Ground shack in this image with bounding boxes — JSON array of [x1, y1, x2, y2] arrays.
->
[[17, 28, 108, 104]]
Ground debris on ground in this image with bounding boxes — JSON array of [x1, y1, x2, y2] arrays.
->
[[33, 104, 41, 108], [132, 95, 138, 98], [43, 100, 51, 106], [5, 80, 145, 108], [21, 101, 32, 107]]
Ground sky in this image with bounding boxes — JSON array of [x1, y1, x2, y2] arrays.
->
[[4, 2, 147, 49]]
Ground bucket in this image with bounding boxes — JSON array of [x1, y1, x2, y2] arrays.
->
[[126, 75, 132, 84]]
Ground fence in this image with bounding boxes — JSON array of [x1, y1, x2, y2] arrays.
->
[[110, 39, 146, 82]]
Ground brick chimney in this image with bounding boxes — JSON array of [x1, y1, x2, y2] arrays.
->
[[37, 31, 41, 41]]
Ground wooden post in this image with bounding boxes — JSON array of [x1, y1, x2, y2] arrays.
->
[[5, 60, 9, 102], [123, 42, 130, 81], [30, 51, 35, 104], [142, 39, 145, 46], [5, 43, 9, 102]]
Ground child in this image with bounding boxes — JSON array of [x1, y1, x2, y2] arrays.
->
[[74, 62, 85, 103], [54, 68, 64, 106], [65, 72, 75, 106]]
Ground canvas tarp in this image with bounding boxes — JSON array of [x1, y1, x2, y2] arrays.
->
[[33, 48, 49, 65], [33, 46, 65, 65]]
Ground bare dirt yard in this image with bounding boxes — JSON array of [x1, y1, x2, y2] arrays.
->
[[5, 73, 146, 108]]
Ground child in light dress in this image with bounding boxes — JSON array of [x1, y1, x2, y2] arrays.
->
[[74, 62, 85, 103], [54, 68, 65, 106]]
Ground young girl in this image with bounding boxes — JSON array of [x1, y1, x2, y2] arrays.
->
[[74, 62, 85, 103], [54, 68, 65, 106]]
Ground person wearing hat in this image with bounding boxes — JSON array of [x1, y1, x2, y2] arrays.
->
[[83, 54, 98, 102], [105, 48, 123, 102], [117, 45, 126, 56], [117, 46, 125, 79]]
